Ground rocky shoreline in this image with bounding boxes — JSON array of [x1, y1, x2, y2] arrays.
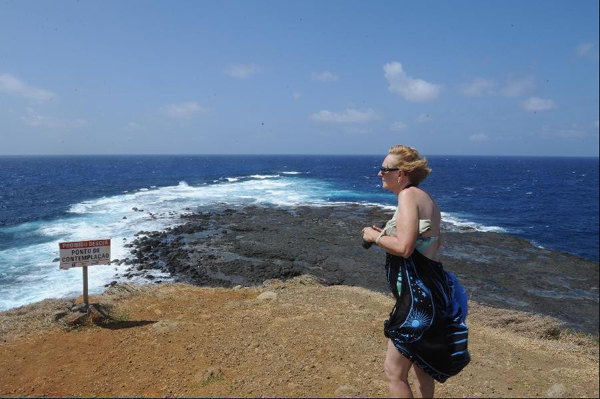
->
[[116, 204, 599, 334]]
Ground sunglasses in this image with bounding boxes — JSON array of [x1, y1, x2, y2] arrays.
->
[[380, 167, 400, 174]]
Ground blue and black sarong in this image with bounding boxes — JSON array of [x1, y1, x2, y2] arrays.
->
[[384, 249, 471, 383]]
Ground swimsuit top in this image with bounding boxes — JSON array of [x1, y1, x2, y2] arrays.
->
[[377, 207, 439, 253]]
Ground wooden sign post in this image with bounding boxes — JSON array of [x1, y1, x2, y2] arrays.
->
[[59, 239, 111, 309]]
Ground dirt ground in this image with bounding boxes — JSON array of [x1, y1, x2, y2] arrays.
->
[[0, 278, 598, 398]]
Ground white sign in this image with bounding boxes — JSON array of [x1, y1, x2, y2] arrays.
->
[[59, 239, 111, 270]]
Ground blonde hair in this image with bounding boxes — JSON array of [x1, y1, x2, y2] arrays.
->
[[388, 145, 432, 186]]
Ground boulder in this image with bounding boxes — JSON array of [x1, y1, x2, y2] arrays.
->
[[257, 291, 277, 301]]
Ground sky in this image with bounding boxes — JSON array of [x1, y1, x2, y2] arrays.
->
[[0, 0, 598, 156]]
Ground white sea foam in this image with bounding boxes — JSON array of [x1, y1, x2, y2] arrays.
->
[[0, 175, 338, 311], [441, 212, 507, 233], [0, 238, 133, 311], [249, 174, 280, 179], [281, 171, 303, 175], [360, 202, 396, 211], [529, 240, 546, 249], [309, 200, 396, 212]]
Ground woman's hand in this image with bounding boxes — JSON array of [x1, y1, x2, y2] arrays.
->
[[362, 227, 381, 243]]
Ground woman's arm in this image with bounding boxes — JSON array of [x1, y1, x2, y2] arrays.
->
[[363, 190, 419, 258]]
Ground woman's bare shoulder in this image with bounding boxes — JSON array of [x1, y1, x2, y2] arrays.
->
[[406, 187, 440, 217], [399, 186, 420, 198]]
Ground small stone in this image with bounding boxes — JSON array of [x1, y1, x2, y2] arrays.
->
[[196, 367, 224, 384], [233, 285, 243, 290], [547, 384, 567, 398], [257, 291, 277, 301]]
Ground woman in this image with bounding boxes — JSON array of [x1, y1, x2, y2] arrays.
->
[[362, 145, 470, 398]]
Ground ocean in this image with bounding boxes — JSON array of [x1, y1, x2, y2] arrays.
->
[[0, 155, 598, 311]]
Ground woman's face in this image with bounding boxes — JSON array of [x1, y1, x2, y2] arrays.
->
[[379, 154, 401, 191]]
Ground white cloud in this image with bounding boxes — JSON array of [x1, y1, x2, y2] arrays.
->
[[21, 108, 85, 128], [390, 122, 407, 131], [225, 64, 260, 79], [540, 124, 588, 139], [383, 61, 442, 102], [576, 42, 594, 56], [161, 102, 208, 118], [459, 77, 496, 97], [501, 77, 535, 98], [554, 129, 587, 138], [470, 134, 489, 142], [311, 108, 378, 124], [293, 92, 303, 100], [311, 71, 339, 82], [415, 113, 431, 123], [123, 122, 145, 132], [522, 97, 556, 112], [0, 73, 56, 102]]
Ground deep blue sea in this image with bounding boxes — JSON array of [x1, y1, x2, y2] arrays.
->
[[0, 155, 598, 311]]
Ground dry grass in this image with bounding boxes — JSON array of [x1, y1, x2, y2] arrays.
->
[[468, 302, 565, 339], [0, 297, 74, 343], [0, 283, 153, 343], [468, 301, 599, 361]]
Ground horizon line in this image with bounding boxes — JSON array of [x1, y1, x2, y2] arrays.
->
[[0, 153, 598, 158]]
